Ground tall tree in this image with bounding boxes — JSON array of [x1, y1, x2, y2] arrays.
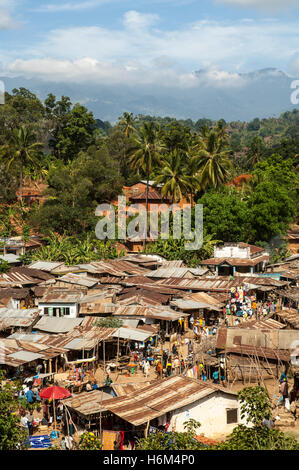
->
[[0, 126, 43, 202], [192, 126, 232, 190], [154, 150, 192, 203], [129, 121, 163, 248], [119, 112, 136, 139]]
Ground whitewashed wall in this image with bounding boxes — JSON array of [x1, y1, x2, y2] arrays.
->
[[214, 245, 250, 259], [38, 303, 78, 318], [168, 391, 249, 438]]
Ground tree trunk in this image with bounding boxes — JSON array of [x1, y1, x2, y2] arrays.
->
[[19, 159, 23, 203], [144, 172, 149, 251]]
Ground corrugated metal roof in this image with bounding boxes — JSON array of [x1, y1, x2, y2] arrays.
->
[[64, 338, 83, 349], [0, 271, 43, 287], [34, 317, 83, 333], [113, 305, 188, 321], [112, 381, 153, 397], [0, 337, 67, 367], [161, 260, 185, 268], [0, 307, 40, 319], [8, 332, 46, 342], [122, 319, 139, 328], [0, 307, 40, 330], [8, 350, 43, 362], [63, 390, 111, 416], [117, 288, 170, 306], [103, 376, 223, 426], [278, 290, 299, 302], [28, 261, 64, 272], [80, 302, 116, 315], [39, 290, 83, 303], [147, 267, 208, 278], [57, 273, 99, 288], [155, 276, 288, 292], [223, 345, 290, 362], [113, 327, 152, 342], [170, 299, 222, 311], [10, 267, 54, 281], [201, 255, 269, 267], [0, 254, 20, 264], [0, 288, 30, 300], [237, 318, 285, 330], [272, 308, 299, 329]]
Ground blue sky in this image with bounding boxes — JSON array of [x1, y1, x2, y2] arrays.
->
[[0, 0, 298, 87]]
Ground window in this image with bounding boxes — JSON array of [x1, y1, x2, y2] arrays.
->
[[227, 408, 238, 424]]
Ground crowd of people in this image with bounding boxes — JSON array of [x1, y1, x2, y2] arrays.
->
[[223, 287, 279, 322]]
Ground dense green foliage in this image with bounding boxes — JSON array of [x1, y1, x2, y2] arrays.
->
[[0, 372, 28, 450], [137, 419, 205, 450], [0, 87, 298, 263], [27, 233, 124, 265], [94, 317, 123, 328]]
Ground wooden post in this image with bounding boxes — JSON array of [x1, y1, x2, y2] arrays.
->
[[103, 341, 106, 373], [117, 331, 120, 363], [99, 388, 104, 438], [64, 404, 70, 437], [53, 397, 57, 432], [144, 419, 150, 438]]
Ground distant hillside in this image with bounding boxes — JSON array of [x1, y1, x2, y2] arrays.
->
[[1, 67, 297, 123]]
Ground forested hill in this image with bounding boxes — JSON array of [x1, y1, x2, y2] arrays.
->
[[128, 110, 299, 152], [0, 87, 298, 268]]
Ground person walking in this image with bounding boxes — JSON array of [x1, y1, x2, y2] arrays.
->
[[156, 361, 162, 379], [143, 359, 150, 378], [166, 359, 172, 377], [173, 356, 180, 375]]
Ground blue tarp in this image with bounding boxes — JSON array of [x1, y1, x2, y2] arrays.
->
[[24, 435, 52, 449]]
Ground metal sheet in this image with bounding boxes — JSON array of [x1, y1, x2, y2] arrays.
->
[[113, 327, 152, 342], [103, 376, 228, 426], [7, 350, 43, 362], [34, 317, 83, 333]]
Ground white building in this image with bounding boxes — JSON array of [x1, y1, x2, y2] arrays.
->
[[38, 290, 83, 318], [168, 388, 247, 438], [103, 376, 249, 439]]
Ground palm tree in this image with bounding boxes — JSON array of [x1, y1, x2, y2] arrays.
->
[[154, 150, 192, 203], [0, 126, 43, 202], [192, 127, 232, 191], [119, 112, 136, 139], [129, 122, 163, 248]]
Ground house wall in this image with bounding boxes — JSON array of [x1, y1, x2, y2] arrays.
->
[[38, 302, 78, 318], [168, 391, 248, 438], [287, 240, 299, 254], [214, 245, 250, 259]]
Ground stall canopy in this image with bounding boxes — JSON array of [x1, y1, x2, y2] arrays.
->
[[112, 327, 154, 342]]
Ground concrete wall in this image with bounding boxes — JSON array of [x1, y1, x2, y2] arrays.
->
[[214, 245, 250, 259], [38, 302, 78, 318], [225, 328, 299, 350], [168, 391, 248, 438]]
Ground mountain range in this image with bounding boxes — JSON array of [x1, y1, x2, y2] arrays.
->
[[1, 68, 297, 123]]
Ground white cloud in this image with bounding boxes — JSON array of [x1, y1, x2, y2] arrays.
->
[[123, 10, 160, 30], [6, 57, 199, 88], [288, 55, 299, 76], [215, 0, 299, 9], [0, 0, 18, 30], [25, 16, 298, 68], [2, 12, 299, 87], [34, 0, 113, 12]]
